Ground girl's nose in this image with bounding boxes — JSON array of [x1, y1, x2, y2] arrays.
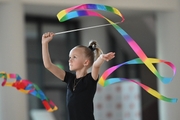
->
[[69, 58, 72, 63]]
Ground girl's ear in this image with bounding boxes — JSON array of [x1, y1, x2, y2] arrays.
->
[[83, 59, 90, 66]]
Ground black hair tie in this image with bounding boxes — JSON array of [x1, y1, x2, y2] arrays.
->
[[88, 46, 96, 51]]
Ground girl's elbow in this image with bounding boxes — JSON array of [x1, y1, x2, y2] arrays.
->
[[44, 63, 52, 69]]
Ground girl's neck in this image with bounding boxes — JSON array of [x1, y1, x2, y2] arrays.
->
[[75, 70, 87, 79]]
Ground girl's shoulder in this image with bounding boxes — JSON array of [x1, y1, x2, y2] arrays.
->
[[63, 71, 75, 83], [86, 72, 99, 81], [65, 71, 75, 76]]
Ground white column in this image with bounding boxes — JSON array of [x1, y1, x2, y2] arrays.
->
[[156, 0, 180, 120], [0, 1, 28, 120]]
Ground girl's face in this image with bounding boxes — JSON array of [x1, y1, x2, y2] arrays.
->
[[68, 47, 88, 71]]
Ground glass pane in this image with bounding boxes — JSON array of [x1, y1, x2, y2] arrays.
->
[[42, 23, 70, 65], [26, 22, 38, 40], [26, 40, 41, 59]]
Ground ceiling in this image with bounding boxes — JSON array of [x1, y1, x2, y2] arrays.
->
[[24, 4, 155, 18]]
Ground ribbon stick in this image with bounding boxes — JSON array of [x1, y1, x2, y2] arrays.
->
[[55, 22, 121, 35], [56, 3, 177, 103], [0, 72, 58, 112]]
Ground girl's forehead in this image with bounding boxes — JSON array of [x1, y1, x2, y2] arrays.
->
[[69, 47, 84, 55]]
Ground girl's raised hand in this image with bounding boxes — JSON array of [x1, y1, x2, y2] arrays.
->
[[42, 32, 55, 44], [100, 52, 115, 61]]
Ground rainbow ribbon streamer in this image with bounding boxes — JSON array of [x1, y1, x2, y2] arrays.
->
[[57, 3, 177, 103], [0, 72, 58, 112]]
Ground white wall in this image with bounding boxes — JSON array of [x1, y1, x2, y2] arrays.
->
[[0, 1, 28, 120]]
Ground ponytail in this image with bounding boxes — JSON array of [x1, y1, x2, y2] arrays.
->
[[88, 40, 103, 60]]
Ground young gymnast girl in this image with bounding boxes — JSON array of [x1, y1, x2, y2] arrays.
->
[[42, 32, 115, 120]]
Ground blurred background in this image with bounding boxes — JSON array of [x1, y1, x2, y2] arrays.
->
[[0, 0, 180, 120]]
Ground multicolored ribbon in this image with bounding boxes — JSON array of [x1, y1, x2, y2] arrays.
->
[[0, 72, 58, 112], [99, 58, 177, 103], [57, 3, 177, 103]]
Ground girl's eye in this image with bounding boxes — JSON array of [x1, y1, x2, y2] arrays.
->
[[69, 56, 76, 60]]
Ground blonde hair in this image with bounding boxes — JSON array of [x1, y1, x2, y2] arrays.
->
[[75, 40, 103, 67]]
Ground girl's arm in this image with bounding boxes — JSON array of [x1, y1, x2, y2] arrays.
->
[[91, 52, 115, 80], [42, 32, 65, 81]]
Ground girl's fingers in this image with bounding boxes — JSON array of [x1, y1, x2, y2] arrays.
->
[[104, 52, 115, 61], [43, 32, 54, 38]]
